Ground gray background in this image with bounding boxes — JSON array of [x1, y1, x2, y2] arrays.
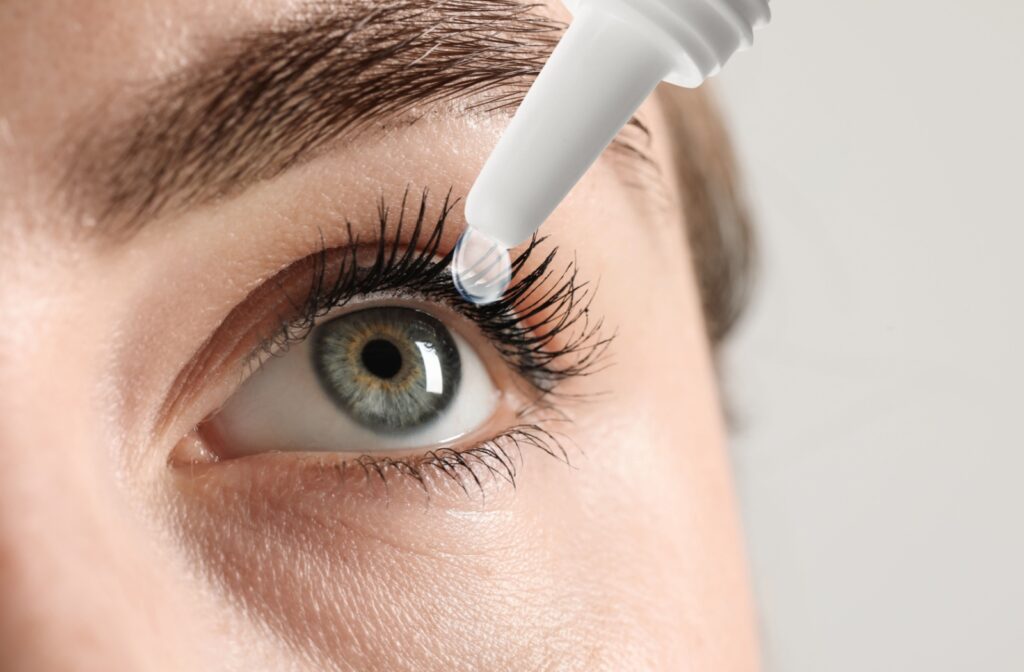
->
[[716, 1, 1024, 670]]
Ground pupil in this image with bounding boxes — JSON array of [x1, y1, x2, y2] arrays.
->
[[360, 339, 403, 379]]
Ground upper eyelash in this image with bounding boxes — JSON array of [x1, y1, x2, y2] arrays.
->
[[257, 187, 613, 396]]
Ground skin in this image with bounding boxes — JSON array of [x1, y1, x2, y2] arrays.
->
[[0, 1, 758, 670]]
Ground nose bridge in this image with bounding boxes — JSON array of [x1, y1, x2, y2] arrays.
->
[[0, 358, 172, 671]]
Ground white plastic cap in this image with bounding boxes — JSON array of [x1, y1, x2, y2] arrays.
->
[[563, 0, 770, 87]]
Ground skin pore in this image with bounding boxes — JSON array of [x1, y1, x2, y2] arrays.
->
[[0, 1, 758, 670]]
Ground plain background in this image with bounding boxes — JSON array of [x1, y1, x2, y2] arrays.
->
[[716, 1, 1024, 670]]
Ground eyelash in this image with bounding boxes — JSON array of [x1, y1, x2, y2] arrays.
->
[[236, 188, 612, 491], [258, 187, 612, 395], [338, 424, 569, 496]]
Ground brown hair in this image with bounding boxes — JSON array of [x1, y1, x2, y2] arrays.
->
[[659, 85, 755, 346]]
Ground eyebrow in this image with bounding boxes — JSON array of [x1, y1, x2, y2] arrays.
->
[[63, 0, 653, 238]]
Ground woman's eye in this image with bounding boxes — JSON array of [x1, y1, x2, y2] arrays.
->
[[205, 305, 501, 456]]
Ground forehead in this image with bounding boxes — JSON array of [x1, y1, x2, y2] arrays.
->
[[0, 0, 570, 108]]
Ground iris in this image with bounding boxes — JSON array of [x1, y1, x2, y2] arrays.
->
[[311, 307, 461, 432]]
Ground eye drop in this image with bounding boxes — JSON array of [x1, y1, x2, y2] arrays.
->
[[453, 0, 771, 304]]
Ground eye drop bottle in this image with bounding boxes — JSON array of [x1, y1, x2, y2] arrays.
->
[[453, 0, 771, 304]]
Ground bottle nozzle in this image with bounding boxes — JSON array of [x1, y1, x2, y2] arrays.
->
[[455, 0, 770, 304], [452, 228, 512, 306]]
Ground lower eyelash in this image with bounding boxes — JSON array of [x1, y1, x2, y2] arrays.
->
[[262, 186, 614, 397], [337, 423, 571, 497]]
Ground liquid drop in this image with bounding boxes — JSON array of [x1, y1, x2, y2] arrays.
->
[[452, 227, 512, 305]]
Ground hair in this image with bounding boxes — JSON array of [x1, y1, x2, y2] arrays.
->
[[658, 85, 755, 347]]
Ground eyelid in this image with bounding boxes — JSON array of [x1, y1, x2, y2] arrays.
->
[[271, 293, 530, 403], [174, 422, 570, 502]]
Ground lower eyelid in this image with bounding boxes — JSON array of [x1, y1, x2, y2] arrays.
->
[[171, 417, 568, 502], [171, 435, 526, 522], [168, 295, 576, 496]]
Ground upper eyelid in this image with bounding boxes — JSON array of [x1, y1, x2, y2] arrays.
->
[[261, 235, 601, 391], [257, 290, 494, 371]]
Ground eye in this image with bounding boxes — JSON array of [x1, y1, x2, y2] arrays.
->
[[169, 190, 611, 474], [205, 305, 500, 456]]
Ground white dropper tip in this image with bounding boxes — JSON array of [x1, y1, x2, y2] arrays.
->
[[452, 227, 512, 305], [455, 0, 771, 305], [454, 5, 671, 304]]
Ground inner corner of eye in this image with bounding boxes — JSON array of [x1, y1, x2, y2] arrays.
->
[[196, 304, 509, 460]]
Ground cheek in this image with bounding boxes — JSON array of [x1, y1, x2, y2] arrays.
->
[[538, 174, 756, 667], [171, 459, 620, 670]]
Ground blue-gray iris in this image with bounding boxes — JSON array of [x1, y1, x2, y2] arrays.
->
[[311, 307, 461, 432]]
